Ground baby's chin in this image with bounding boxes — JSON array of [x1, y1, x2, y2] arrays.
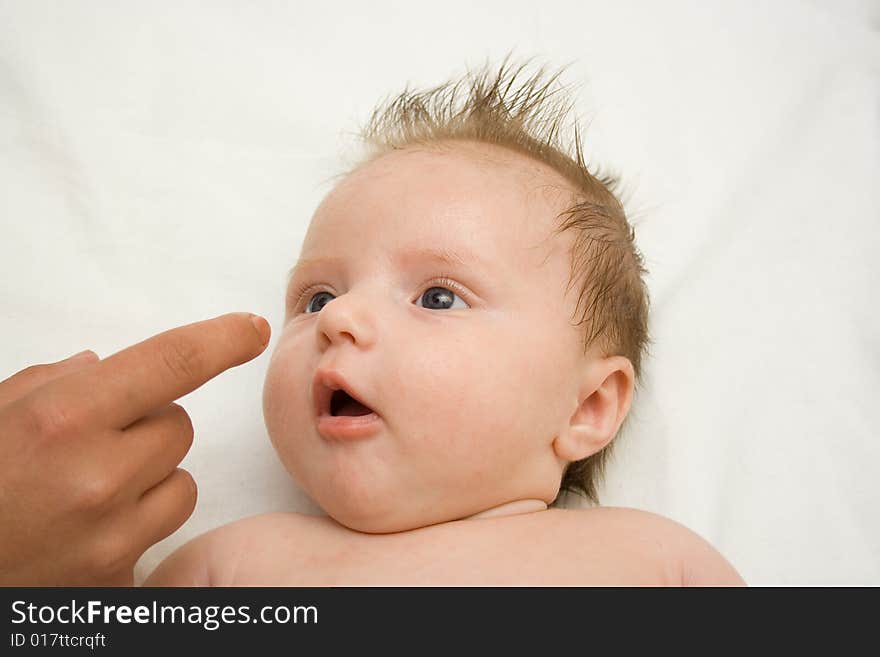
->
[[328, 513, 424, 535], [314, 491, 467, 535]]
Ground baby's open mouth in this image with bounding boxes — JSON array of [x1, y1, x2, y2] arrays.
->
[[330, 389, 374, 417]]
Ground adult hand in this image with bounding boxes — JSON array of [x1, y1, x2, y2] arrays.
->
[[0, 312, 271, 586]]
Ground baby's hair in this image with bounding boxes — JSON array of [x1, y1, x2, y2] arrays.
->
[[337, 52, 651, 506]]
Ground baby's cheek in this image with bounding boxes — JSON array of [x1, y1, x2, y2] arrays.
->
[[441, 346, 526, 445], [261, 366, 283, 431], [262, 352, 306, 443]]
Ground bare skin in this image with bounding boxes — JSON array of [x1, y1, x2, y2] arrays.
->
[[0, 312, 270, 586], [144, 506, 746, 586]]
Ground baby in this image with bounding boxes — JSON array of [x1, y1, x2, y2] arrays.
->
[[146, 56, 745, 586]]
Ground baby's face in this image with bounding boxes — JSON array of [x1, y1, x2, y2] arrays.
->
[[263, 141, 590, 532]]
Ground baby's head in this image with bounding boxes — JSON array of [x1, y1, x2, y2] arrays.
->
[[262, 55, 650, 533]]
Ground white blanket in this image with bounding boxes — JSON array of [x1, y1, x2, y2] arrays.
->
[[1, 0, 877, 585]]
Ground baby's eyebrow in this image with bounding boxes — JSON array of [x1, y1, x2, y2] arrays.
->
[[287, 246, 489, 284]]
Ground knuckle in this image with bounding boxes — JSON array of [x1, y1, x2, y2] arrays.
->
[[88, 530, 135, 576], [10, 362, 60, 388], [19, 363, 47, 378], [168, 403, 194, 444], [21, 394, 86, 439], [3, 360, 67, 392], [72, 472, 119, 511], [160, 336, 204, 384]]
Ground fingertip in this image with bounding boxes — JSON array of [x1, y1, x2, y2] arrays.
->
[[177, 467, 197, 501], [188, 470, 198, 501], [173, 468, 198, 522], [248, 314, 271, 348]]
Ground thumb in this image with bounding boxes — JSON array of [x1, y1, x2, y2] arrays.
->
[[0, 350, 100, 408]]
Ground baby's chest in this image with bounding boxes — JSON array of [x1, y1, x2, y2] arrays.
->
[[229, 513, 677, 586]]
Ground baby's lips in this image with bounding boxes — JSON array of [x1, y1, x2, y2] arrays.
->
[[312, 368, 377, 419]]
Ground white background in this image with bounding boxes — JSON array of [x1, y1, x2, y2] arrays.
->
[[1, 0, 877, 585]]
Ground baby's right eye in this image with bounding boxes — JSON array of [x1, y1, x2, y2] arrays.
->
[[305, 291, 334, 314]]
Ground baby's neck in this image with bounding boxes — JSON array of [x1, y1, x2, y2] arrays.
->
[[463, 499, 548, 520]]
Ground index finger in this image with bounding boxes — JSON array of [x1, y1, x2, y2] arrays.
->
[[46, 312, 271, 431]]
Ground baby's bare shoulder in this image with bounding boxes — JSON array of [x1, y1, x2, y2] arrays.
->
[[144, 512, 320, 587], [570, 506, 746, 586], [406, 506, 703, 585], [207, 511, 324, 542]]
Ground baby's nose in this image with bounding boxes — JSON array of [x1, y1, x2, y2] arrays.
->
[[315, 291, 378, 348]]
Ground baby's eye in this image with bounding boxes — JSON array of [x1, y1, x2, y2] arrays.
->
[[416, 285, 470, 311], [305, 291, 335, 314], [302, 281, 471, 314]]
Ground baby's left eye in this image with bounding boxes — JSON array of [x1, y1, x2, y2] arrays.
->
[[416, 285, 470, 311]]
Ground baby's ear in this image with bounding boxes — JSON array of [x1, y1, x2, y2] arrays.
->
[[553, 356, 634, 462]]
